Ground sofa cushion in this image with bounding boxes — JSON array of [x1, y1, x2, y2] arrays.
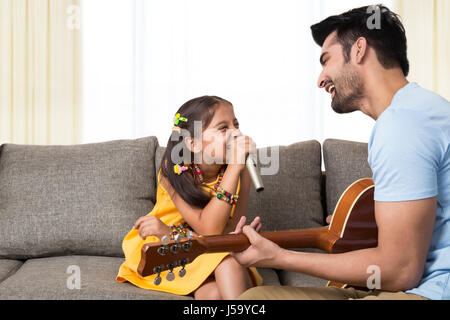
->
[[276, 249, 328, 288], [246, 140, 324, 231], [0, 259, 23, 283], [322, 139, 373, 217], [155, 140, 325, 231], [0, 256, 280, 299], [155, 143, 165, 179], [0, 137, 158, 259]]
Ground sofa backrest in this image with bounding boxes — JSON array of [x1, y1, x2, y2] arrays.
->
[[155, 140, 325, 232], [322, 139, 373, 217], [0, 137, 158, 259], [0, 136, 372, 260]]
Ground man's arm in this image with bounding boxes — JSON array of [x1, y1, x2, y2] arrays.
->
[[232, 197, 436, 291]]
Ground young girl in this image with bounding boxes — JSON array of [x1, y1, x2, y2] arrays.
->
[[116, 95, 263, 299]]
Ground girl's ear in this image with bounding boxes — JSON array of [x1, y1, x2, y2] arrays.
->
[[184, 136, 202, 153]]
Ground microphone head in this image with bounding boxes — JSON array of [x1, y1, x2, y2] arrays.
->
[[246, 154, 264, 192]]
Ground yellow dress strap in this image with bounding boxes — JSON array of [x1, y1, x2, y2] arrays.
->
[[157, 167, 162, 184]]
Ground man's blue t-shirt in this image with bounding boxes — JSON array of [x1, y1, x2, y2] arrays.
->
[[368, 82, 450, 300]]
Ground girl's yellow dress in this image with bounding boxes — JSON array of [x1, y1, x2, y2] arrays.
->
[[116, 168, 263, 296]]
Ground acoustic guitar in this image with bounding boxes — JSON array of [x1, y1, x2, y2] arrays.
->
[[138, 178, 378, 288]]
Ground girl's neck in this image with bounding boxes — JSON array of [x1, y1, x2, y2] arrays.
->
[[196, 163, 224, 183]]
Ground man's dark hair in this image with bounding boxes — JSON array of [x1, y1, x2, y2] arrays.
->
[[311, 5, 409, 76]]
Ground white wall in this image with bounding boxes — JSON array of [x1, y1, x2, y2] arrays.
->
[[81, 0, 392, 148]]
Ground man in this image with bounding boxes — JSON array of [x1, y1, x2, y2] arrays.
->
[[231, 5, 450, 300]]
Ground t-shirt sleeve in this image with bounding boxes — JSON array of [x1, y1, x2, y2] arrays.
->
[[368, 108, 441, 202]]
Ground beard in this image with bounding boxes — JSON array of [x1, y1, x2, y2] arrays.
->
[[330, 66, 364, 114]]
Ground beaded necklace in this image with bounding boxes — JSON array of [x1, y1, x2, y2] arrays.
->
[[190, 163, 226, 191]]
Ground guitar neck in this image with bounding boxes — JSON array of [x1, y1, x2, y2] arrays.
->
[[197, 226, 332, 253]]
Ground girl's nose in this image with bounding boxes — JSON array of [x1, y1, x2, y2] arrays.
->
[[226, 128, 241, 145], [231, 128, 242, 137]]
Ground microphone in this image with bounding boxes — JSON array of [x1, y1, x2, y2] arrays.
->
[[227, 133, 264, 192], [246, 153, 264, 192]]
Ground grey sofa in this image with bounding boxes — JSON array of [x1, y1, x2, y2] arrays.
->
[[0, 137, 372, 299]]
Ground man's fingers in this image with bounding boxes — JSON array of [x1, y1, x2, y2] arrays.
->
[[230, 216, 246, 234], [237, 216, 246, 229], [242, 225, 261, 244], [249, 216, 260, 229]]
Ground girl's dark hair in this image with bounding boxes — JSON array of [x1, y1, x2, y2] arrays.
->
[[310, 4, 409, 76], [160, 95, 232, 209]]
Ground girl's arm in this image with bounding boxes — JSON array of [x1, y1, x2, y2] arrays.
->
[[223, 167, 251, 235], [160, 164, 244, 235]]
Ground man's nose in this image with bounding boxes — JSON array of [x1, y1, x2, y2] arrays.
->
[[317, 72, 328, 89]]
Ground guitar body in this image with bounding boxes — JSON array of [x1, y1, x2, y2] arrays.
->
[[324, 178, 378, 289], [138, 178, 378, 290]]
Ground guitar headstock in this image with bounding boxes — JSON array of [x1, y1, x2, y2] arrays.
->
[[137, 234, 209, 282], [137, 231, 251, 285]]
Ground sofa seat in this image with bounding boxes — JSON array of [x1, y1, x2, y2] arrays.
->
[[0, 255, 281, 300], [0, 259, 22, 283]]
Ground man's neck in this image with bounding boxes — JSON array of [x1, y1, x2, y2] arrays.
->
[[359, 68, 409, 120]]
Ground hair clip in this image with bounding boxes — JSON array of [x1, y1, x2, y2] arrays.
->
[[174, 113, 188, 126], [174, 163, 189, 175]]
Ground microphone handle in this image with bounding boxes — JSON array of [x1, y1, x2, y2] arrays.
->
[[246, 154, 264, 192]]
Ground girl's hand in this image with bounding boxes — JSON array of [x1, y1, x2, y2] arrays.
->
[[133, 216, 171, 240], [226, 135, 257, 172]]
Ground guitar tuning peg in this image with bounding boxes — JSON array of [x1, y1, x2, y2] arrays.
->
[[178, 260, 186, 277], [166, 270, 175, 281], [170, 243, 180, 254], [182, 232, 193, 252], [154, 273, 162, 285], [166, 263, 175, 281], [182, 240, 192, 252], [161, 235, 171, 246], [170, 234, 181, 254], [157, 245, 168, 256]]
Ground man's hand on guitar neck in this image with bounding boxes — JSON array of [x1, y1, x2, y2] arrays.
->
[[229, 216, 263, 235], [229, 216, 283, 268]]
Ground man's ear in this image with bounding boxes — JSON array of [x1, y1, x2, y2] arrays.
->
[[353, 37, 368, 64]]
